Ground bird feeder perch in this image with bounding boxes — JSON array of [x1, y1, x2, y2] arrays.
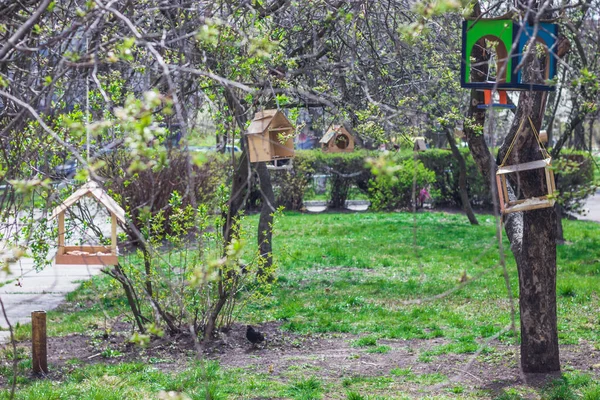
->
[[496, 118, 556, 214], [245, 109, 295, 163], [320, 125, 355, 153], [50, 181, 126, 265]]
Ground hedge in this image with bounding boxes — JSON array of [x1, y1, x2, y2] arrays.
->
[[271, 148, 596, 212]]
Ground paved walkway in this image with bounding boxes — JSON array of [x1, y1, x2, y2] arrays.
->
[[0, 258, 103, 342], [574, 190, 600, 223]]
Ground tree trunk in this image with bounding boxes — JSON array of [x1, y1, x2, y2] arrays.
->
[[204, 89, 279, 341], [445, 130, 478, 225], [497, 90, 560, 373], [465, 1, 561, 373], [256, 162, 275, 280], [555, 202, 565, 244], [518, 208, 560, 372]]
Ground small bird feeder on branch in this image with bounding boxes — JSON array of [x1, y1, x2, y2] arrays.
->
[[320, 125, 355, 153], [50, 181, 126, 265], [413, 137, 428, 152], [245, 109, 295, 164], [496, 118, 556, 214]]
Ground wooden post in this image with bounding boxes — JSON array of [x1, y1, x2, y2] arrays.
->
[[57, 211, 65, 255], [111, 213, 117, 256], [31, 311, 48, 374]]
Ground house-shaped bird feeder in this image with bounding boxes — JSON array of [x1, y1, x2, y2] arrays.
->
[[413, 137, 428, 152], [246, 109, 295, 164], [51, 181, 125, 265], [495, 119, 556, 214], [461, 16, 559, 92], [320, 125, 355, 153]]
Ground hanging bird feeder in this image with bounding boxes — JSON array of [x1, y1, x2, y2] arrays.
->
[[461, 15, 559, 91], [496, 118, 556, 214], [245, 109, 295, 166], [320, 125, 355, 153], [50, 181, 126, 265]]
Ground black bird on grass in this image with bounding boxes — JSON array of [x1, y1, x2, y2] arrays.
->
[[246, 325, 265, 347]]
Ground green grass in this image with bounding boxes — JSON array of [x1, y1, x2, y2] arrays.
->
[[3, 211, 600, 398], [237, 212, 600, 350]]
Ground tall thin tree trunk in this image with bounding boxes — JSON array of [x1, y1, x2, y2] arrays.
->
[[445, 130, 478, 225], [256, 162, 275, 280]]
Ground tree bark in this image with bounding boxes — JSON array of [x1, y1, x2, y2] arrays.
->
[[445, 130, 478, 225]]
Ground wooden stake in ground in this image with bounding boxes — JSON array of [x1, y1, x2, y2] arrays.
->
[[31, 311, 47, 374]]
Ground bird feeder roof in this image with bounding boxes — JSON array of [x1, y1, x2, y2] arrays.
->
[[50, 181, 126, 223], [246, 109, 293, 136], [320, 125, 351, 144]]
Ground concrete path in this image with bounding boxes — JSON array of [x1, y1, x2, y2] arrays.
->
[[0, 258, 103, 342], [574, 190, 600, 223]]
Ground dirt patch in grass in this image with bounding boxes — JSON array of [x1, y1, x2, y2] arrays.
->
[[2, 320, 600, 397]]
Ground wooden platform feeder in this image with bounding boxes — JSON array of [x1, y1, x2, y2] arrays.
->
[[320, 125, 355, 153], [496, 117, 556, 214], [50, 181, 126, 265], [246, 109, 295, 163]]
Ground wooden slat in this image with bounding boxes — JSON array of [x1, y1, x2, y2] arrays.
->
[[497, 158, 551, 174], [55, 245, 117, 266], [55, 254, 118, 266], [503, 197, 555, 214], [496, 175, 506, 213], [63, 245, 112, 252], [50, 181, 126, 223]]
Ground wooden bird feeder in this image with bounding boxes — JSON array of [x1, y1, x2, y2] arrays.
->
[[413, 137, 428, 152], [245, 109, 295, 163], [461, 16, 559, 91], [496, 118, 556, 214], [320, 125, 355, 153], [50, 181, 126, 265]]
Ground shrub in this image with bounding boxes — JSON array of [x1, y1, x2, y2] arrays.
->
[[368, 156, 436, 211], [102, 149, 230, 242], [272, 150, 373, 210], [552, 149, 597, 214], [271, 151, 317, 210], [311, 150, 373, 208], [418, 148, 491, 208], [272, 148, 596, 212]]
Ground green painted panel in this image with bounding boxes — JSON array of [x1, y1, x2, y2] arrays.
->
[[464, 19, 513, 83]]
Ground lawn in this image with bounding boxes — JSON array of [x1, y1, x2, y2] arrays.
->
[[1, 211, 600, 399]]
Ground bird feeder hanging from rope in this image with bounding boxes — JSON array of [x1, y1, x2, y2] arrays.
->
[[496, 117, 556, 214]]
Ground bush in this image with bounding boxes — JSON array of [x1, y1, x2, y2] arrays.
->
[[418, 148, 491, 208], [552, 149, 597, 214], [102, 149, 230, 242], [272, 148, 596, 212], [272, 150, 373, 210], [368, 156, 437, 211], [311, 150, 373, 208], [271, 151, 317, 210]]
